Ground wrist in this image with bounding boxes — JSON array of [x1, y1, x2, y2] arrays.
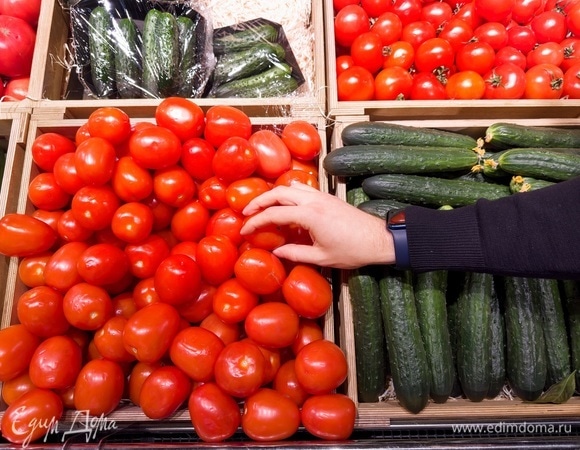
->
[[387, 209, 411, 270]]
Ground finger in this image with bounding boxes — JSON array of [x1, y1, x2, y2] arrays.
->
[[242, 185, 311, 216], [272, 243, 323, 267], [240, 206, 308, 234]]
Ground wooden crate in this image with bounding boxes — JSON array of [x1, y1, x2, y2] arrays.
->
[[31, 0, 326, 118], [323, 0, 580, 121], [330, 118, 580, 429], [0, 109, 334, 428]]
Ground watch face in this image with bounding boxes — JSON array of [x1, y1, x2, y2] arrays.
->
[[388, 210, 406, 226]]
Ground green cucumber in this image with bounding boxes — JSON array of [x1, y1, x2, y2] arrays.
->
[[485, 122, 580, 149], [176, 16, 198, 98], [88, 6, 116, 98], [341, 122, 479, 149], [509, 175, 556, 193], [346, 186, 370, 207], [379, 268, 430, 414], [142, 9, 179, 98], [456, 272, 493, 402], [530, 278, 571, 387], [323, 145, 481, 177], [503, 277, 547, 401], [497, 148, 580, 181], [213, 42, 285, 86], [561, 280, 580, 391], [213, 23, 279, 55], [482, 151, 511, 179], [487, 279, 506, 399], [362, 174, 511, 208], [212, 63, 297, 98], [414, 270, 454, 403], [348, 267, 388, 403], [114, 18, 142, 99], [357, 199, 411, 219]]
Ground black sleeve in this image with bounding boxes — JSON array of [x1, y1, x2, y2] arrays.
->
[[405, 176, 580, 280]]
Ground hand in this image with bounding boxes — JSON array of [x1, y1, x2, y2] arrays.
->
[[240, 183, 396, 269]]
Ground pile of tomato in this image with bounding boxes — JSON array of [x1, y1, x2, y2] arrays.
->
[[0, 98, 356, 444], [334, 0, 580, 100]]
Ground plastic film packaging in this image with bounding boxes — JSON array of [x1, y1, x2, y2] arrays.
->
[[69, 0, 215, 99]]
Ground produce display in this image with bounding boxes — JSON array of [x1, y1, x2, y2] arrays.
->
[[332, 0, 580, 100], [0, 100, 357, 445], [337, 120, 580, 413]]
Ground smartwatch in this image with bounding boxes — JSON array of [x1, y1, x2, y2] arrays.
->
[[386, 209, 411, 270]]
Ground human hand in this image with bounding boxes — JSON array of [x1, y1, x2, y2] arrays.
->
[[240, 183, 395, 269]]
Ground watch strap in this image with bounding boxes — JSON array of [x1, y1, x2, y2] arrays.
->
[[387, 210, 411, 270]]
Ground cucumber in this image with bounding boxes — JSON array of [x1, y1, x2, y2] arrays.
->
[[176, 16, 197, 98], [482, 151, 511, 179], [414, 270, 454, 403], [487, 279, 506, 398], [323, 145, 481, 177], [530, 278, 571, 387], [341, 121, 479, 149], [485, 122, 580, 149], [346, 186, 370, 207], [213, 23, 279, 55], [212, 63, 297, 98], [357, 199, 411, 219], [561, 280, 580, 391], [497, 148, 580, 181], [446, 272, 464, 398], [142, 9, 179, 98], [88, 6, 116, 98], [348, 267, 388, 403], [456, 272, 493, 402], [213, 42, 285, 86], [503, 277, 547, 401], [379, 268, 430, 414], [509, 175, 556, 193], [362, 174, 511, 208], [114, 18, 142, 99]]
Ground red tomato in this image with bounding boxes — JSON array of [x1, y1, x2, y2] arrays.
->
[[171, 200, 211, 242], [132, 277, 160, 309], [336, 55, 355, 76], [16, 286, 69, 337], [2, 76, 29, 101], [474, 0, 515, 23], [62, 282, 113, 330], [112, 292, 138, 319], [123, 302, 181, 362], [56, 209, 93, 243], [280, 121, 321, 161], [495, 46, 527, 70], [127, 360, 162, 406], [43, 241, 88, 292], [170, 326, 225, 382], [195, 234, 238, 286], [1, 388, 63, 445], [234, 248, 287, 295], [205, 207, 245, 246], [200, 312, 242, 346], [139, 365, 191, 419], [124, 234, 170, 279], [512, 0, 544, 24], [0, 213, 58, 257], [506, 25, 537, 55], [438, 18, 474, 53], [143, 194, 175, 231], [473, 22, 508, 52], [129, 125, 182, 170], [421, 1, 453, 28], [74, 359, 125, 416], [154, 253, 202, 306], [563, 62, 580, 98], [111, 156, 153, 202], [531, 10, 567, 43], [87, 107, 132, 146], [454, 2, 484, 29], [245, 302, 300, 349], [527, 41, 564, 68], [177, 283, 215, 323], [155, 97, 205, 142], [0, 0, 41, 27], [181, 137, 215, 182], [212, 136, 258, 183], [455, 41, 496, 75], [152, 165, 196, 208], [337, 66, 375, 100], [18, 253, 51, 288], [361, 0, 390, 17], [274, 170, 319, 189], [225, 177, 271, 213], [524, 63, 564, 98], [204, 105, 252, 148], [188, 382, 241, 443], [294, 339, 348, 395], [241, 220, 287, 251], [214, 340, 266, 397], [247, 339, 281, 385], [334, 4, 370, 48], [282, 265, 332, 319], [71, 185, 121, 231], [560, 37, 580, 72], [334, 0, 359, 10], [93, 316, 135, 362], [445, 71, 486, 99], [0, 15, 35, 78], [74, 137, 116, 186], [241, 388, 301, 441], [383, 41, 415, 70], [248, 129, 292, 179], [0, 324, 40, 381], [350, 31, 385, 74], [567, 2, 580, 36], [77, 243, 130, 286], [371, 12, 403, 45], [213, 278, 259, 324], [391, 0, 423, 26], [401, 20, 437, 50], [27, 172, 71, 211], [292, 319, 324, 355], [273, 359, 310, 406], [198, 176, 229, 210], [53, 153, 85, 196], [301, 394, 357, 440], [28, 335, 82, 390], [1, 371, 34, 406], [374, 66, 413, 100], [111, 202, 154, 244], [414, 37, 454, 74]]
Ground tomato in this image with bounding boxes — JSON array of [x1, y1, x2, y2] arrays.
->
[[567, 2, 580, 36], [154, 253, 202, 306], [282, 265, 332, 319], [301, 394, 357, 440], [53, 153, 85, 196], [198, 176, 229, 210], [563, 62, 580, 98], [292, 318, 324, 355], [110, 202, 154, 244], [72, 137, 115, 187], [31, 209, 62, 233], [474, 0, 515, 23], [132, 277, 160, 309], [152, 165, 196, 208], [524, 63, 564, 98], [507, 25, 537, 55], [527, 41, 564, 68], [63, 283, 113, 330], [124, 234, 170, 279], [334, 4, 370, 48], [31, 133, 76, 173], [87, 107, 132, 146], [336, 66, 375, 100], [111, 156, 153, 202], [2, 76, 29, 101], [374, 66, 414, 100], [560, 37, 580, 72], [334, 0, 359, 10], [94, 316, 135, 362], [438, 21, 473, 55], [0, 324, 40, 381], [28, 172, 71, 211], [123, 302, 181, 362], [1, 388, 63, 445], [112, 292, 138, 319], [473, 22, 509, 52], [18, 253, 51, 288], [205, 207, 245, 246], [171, 200, 211, 242], [177, 283, 215, 323], [531, 10, 567, 43], [212, 136, 258, 183], [57, 209, 93, 242], [127, 361, 161, 406], [512, 0, 544, 24], [234, 248, 286, 295], [169, 326, 225, 382], [391, 0, 423, 26], [241, 220, 287, 251], [181, 137, 215, 182], [0, 15, 35, 78], [414, 38, 455, 74], [200, 312, 241, 345], [247, 339, 281, 385], [204, 105, 252, 149], [361, 0, 390, 17], [28, 335, 82, 390], [455, 41, 496, 75], [411, 72, 448, 100], [142, 194, 175, 231], [226, 177, 271, 214], [248, 129, 292, 179], [42, 241, 87, 292], [445, 70, 486, 99], [71, 185, 121, 231], [155, 97, 205, 142], [273, 359, 310, 406], [139, 365, 191, 419], [188, 382, 241, 443], [350, 31, 385, 74], [244, 302, 299, 349], [274, 169, 319, 189], [294, 339, 348, 395], [242, 388, 301, 441], [0, 213, 58, 257], [0, 0, 41, 27], [401, 20, 437, 50], [281, 121, 322, 161], [212, 278, 259, 324], [129, 125, 181, 170], [495, 46, 527, 70], [74, 359, 125, 416], [421, 1, 453, 28], [16, 286, 69, 337], [371, 11, 403, 45], [1, 371, 34, 406], [77, 243, 130, 286], [214, 339, 266, 397], [195, 234, 238, 286], [336, 55, 355, 76], [381, 42, 413, 71]]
